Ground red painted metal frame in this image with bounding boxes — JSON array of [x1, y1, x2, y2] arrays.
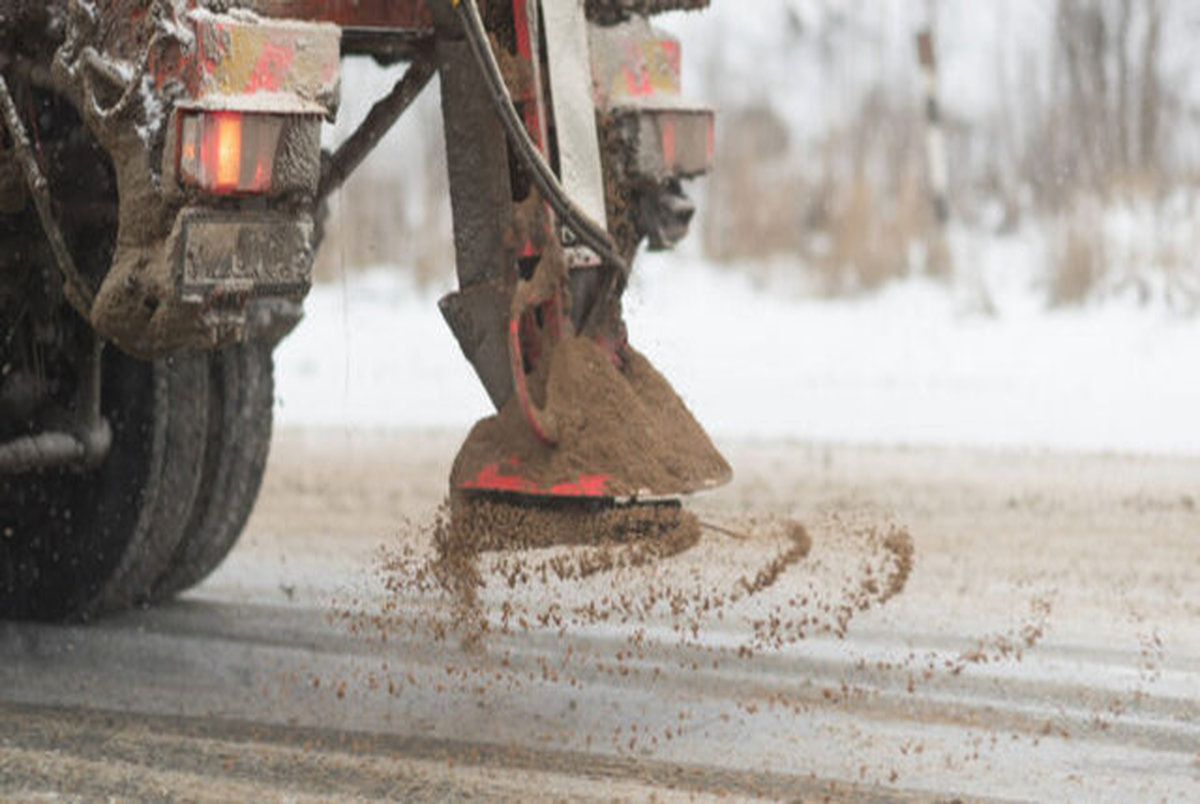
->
[[459, 458, 610, 497], [508, 0, 568, 448], [460, 0, 613, 498], [512, 0, 549, 258], [507, 286, 561, 447], [240, 0, 436, 31]]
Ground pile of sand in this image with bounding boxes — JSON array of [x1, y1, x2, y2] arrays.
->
[[452, 336, 731, 498]]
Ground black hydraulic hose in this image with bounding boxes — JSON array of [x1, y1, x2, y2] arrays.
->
[[451, 0, 630, 283]]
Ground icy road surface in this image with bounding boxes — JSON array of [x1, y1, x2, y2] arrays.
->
[[2, 430, 1197, 800]]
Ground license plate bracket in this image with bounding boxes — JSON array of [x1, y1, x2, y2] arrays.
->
[[173, 209, 314, 301]]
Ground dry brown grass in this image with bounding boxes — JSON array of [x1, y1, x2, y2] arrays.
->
[[703, 99, 947, 295], [819, 166, 939, 293], [1048, 211, 1106, 307]]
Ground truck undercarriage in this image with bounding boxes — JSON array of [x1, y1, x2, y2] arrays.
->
[[0, 0, 723, 620]]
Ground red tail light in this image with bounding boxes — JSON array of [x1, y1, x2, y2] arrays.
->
[[214, 113, 243, 191], [178, 111, 285, 195]]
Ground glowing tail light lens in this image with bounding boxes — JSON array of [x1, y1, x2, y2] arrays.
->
[[178, 111, 285, 195], [214, 113, 243, 190]]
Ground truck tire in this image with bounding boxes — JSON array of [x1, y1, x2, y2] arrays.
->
[[0, 349, 210, 621], [151, 343, 274, 600]]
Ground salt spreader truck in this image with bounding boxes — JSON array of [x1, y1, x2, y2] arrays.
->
[[0, 0, 726, 619]]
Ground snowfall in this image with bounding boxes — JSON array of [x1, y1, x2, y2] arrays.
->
[[274, 240, 1200, 456]]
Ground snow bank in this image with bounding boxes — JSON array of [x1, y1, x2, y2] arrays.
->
[[274, 249, 1200, 456]]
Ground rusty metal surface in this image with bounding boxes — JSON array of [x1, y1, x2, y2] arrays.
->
[[439, 280, 517, 411], [178, 10, 341, 115], [437, 38, 515, 291], [34, 2, 334, 355], [618, 106, 713, 181], [589, 17, 681, 111], [436, 34, 517, 409]]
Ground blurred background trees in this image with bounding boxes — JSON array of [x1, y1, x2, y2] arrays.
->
[[317, 0, 1200, 311]]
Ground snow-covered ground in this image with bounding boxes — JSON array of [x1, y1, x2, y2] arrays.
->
[[275, 243, 1200, 456], [303, 2, 1200, 450]]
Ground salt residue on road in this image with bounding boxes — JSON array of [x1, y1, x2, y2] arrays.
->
[[274, 248, 1200, 455]]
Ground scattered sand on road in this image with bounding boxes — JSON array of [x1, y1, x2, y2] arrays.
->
[[337, 497, 915, 663], [231, 432, 1200, 792], [325, 501, 918, 760]]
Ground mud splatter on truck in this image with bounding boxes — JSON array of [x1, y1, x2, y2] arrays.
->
[[1, 0, 724, 620]]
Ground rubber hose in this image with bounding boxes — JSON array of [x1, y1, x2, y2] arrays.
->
[[452, 0, 630, 282]]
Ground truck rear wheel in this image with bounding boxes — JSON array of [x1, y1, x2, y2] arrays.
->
[[152, 344, 274, 601], [1, 349, 209, 620], [0, 344, 274, 621]]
